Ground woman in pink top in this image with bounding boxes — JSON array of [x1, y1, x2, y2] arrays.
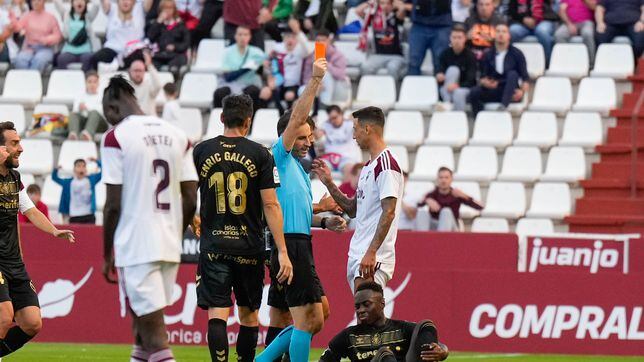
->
[[554, 0, 596, 62], [11, 0, 62, 71]]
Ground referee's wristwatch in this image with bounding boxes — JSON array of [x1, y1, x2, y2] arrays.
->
[[321, 217, 328, 229]]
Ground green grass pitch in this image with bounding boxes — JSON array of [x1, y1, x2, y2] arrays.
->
[[2, 343, 644, 361]]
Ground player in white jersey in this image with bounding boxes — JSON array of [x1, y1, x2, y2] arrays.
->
[[100, 76, 198, 362], [313, 106, 404, 292]]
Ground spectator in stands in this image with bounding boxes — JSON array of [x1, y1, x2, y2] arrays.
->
[[191, 0, 223, 48], [359, 0, 407, 80], [301, 29, 347, 108], [295, 0, 338, 35], [554, 0, 596, 62], [11, 0, 62, 71], [465, 0, 505, 59], [508, 0, 558, 61], [86, 0, 152, 71], [594, 0, 644, 58], [223, 0, 275, 49], [399, 172, 419, 230], [175, 0, 202, 32], [68, 71, 106, 140], [453, 0, 473, 23], [162, 82, 181, 123], [128, 51, 162, 115], [402, 0, 452, 76], [338, 162, 363, 198], [419, 167, 484, 231], [52, 158, 102, 225], [213, 26, 272, 112], [0, 7, 13, 63], [468, 23, 530, 115], [436, 24, 477, 111], [317, 105, 360, 179], [54, 0, 99, 70], [262, 0, 294, 41], [18, 184, 49, 223], [146, 0, 190, 76], [7, 0, 29, 54]]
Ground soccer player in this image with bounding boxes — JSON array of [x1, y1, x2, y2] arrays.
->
[[319, 282, 449, 362], [257, 58, 348, 362], [193, 93, 293, 362], [312, 106, 404, 292], [100, 76, 198, 362], [0, 121, 75, 358]]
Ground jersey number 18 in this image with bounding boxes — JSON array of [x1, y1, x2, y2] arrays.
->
[[210, 171, 248, 215]]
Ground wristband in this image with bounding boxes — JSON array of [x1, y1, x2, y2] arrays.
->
[[321, 217, 328, 229]]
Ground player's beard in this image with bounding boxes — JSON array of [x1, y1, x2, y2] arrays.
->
[[5, 154, 16, 169]]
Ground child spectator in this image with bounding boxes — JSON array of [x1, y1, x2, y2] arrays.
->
[[162, 82, 181, 123], [146, 0, 191, 76], [69, 71, 106, 140], [52, 158, 102, 224], [18, 184, 49, 223]]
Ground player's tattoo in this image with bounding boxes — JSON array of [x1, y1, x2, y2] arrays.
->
[[326, 182, 357, 218], [367, 197, 397, 253]]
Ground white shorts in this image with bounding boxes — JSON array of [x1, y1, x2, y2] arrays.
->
[[118, 261, 179, 317], [346, 257, 395, 293]]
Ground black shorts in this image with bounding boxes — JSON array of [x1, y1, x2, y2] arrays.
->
[[268, 234, 324, 310], [0, 268, 40, 311], [196, 252, 264, 311]]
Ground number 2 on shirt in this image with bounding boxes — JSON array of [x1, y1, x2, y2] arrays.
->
[[153, 159, 170, 211]]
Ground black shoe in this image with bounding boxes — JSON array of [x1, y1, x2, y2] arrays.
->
[[405, 320, 438, 362], [372, 347, 396, 362]]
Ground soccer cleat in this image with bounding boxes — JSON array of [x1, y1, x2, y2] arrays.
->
[[405, 320, 438, 362], [372, 347, 396, 362]]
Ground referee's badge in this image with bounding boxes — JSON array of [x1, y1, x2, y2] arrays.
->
[[273, 167, 280, 183]]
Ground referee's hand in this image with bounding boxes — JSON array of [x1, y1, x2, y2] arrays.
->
[[276, 251, 294, 285], [0, 146, 8, 164]]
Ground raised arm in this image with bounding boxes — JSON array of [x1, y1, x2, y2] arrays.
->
[[101, 0, 111, 15], [311, 159, 357, 218], [261, 188, 293, 285]]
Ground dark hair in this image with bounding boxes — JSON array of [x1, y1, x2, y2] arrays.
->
[[326, 105, 342, 115], [451, 23, 467, 34], [495, 21, 509, 29], [85, 70, 98, 80], [74, 159, 86, 166], [316, 29, 331, 38], [352, 106, 385, 128], [26, 184, 41, 194], [163, 82, 177, 95], [70, 0, 88, 21], [0, 121, 16, 145], [221, 94, 253, 129], [356, 281, 384, 295], [236, 25, 251, 34], [438, 166, 453, 175], [277, 111, 316, 136], [104, 75, 136, 101]]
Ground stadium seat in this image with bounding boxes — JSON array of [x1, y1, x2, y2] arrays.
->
[[404, 180, 434, 206], [42, 70, 86, 106], [394, 76, 438, 112], [545, 43, 589, 80], [0, 104, 26, 134], [454, 146, 498, 182], [19, 139, 53, 175], [514, 42, 545, 79], [451, 181, 482, 219], [410, 146, 454, 181], [42, 176, 62, 210], [249, 109, 279, 145], [484, 91, 528, 115], [513, 112, 558, 149], [353, 75, 397, 111], [57, 141, 98, 173], [192, 39, 226, 73], [421, 49, 434, 75], [591, 43, 634, 79], [95, 182, 106, 211], [497, 146, 542, 182], [469, 111, 513, 149], [204, 108, 224, 140], [19, 173, 35, 188], [526, 182, 572, 219], [515, 218, 555, 235], [311, 178, 328, 203], [0, 70, 42, 107], [179, 73, 217, 109], [572, 77, 616, 116], [389, 145, 410, 173], [471, 217, 510, 233], [335, 41, 366, 79], [559, 112, 603, 148], [425, 111, 468, 147], [153, 72, 176, 106], [384, 111, 424, 147], [482, 182, 526, 218], [175, 108, 203, 143], [540, 146, 586, 182], [33, 103, 69, 116], [529, 77, 573, 115]]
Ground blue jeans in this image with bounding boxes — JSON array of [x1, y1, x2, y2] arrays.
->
[[510, 21, 555, 61], [408, 23, 451, 75], [13, 45, 54, 72]]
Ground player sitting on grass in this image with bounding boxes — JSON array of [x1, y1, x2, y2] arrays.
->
[[319, 282, 449, 362]]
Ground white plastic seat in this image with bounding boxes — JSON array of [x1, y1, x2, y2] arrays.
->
[[19, 139, 53, 175], [540, 146, 586, 182], [545, 43, 589, 79], [529, 77, 573, 114], [572, 77, 616, 116], [394, 76, 438, 112], [451, 181, 482, 219], [469, 111, 513, 148], [58, 140, 98, 173], [513, 112, 558, 149], [42, 176, 62, 210], [404, 180, 434, 206], [514, 42, 545, 79], [425, 111, 468, 147], [0, 70, 42, 107], [95, 182, 106, 211], [33, 103, 69, 116], [591, 44, 634, 79], [471, 217, 510, 233], [482, 181, 526, 218], [497, 146, 542, 182], [42, 70, 86, 106], [204, 108, 224, 140], [410, 146, 454, 181], [388, 145, 409, 173], [192, 39, 226, 73], [454, 146, 498, 182], [20, 173, 35, 188], [0, 104, 26, 134], [179, 73, 217, 109], [515, 218, 555, 235], [175, 108, 203, 143], [311, 178, 328, 203], [335, 41, 366, 79], [153, 72, 176, 106], [484, 92, 528, 115], [353, 75, 396, 111], [249, 109, 279, 145], [384, 111, 424, 147], [559, 112, 602, 148], [421, 49, 434, 75], [526, 182, 572, 219]]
